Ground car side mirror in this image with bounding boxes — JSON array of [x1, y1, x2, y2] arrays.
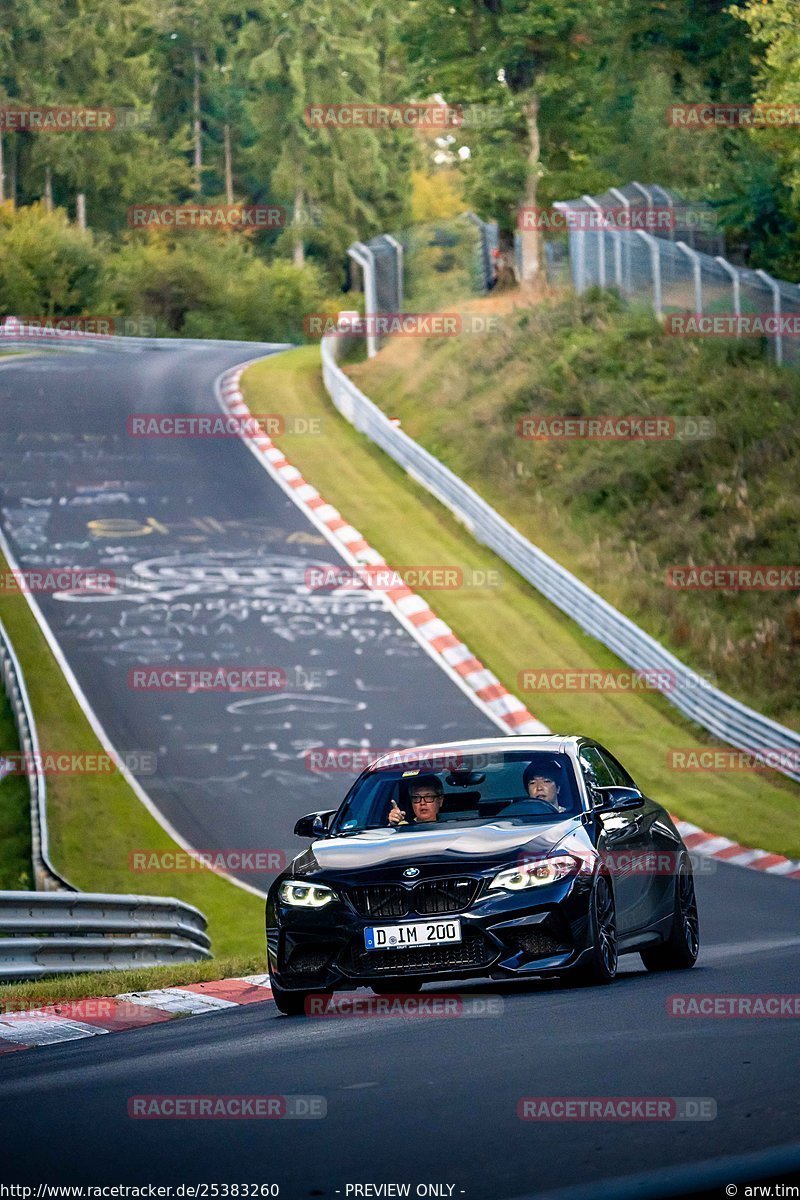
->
[[592, 786, 644, 812], [293, 809, 336, 838]]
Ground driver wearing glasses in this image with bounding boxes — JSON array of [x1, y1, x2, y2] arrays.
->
[[388, 775, 444, 826]]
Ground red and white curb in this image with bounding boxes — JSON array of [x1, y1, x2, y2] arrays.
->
[[671, 819, 800, 879], [218, 366, 547, 737], [0, 975, 274, 1055], [218, 362, 800, 884]]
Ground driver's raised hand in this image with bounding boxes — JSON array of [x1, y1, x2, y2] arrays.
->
[[388, 798, 406, 825]]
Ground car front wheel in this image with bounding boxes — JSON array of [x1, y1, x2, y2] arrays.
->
[[574, 873, 618, 985], [640, 857, 699, 972]]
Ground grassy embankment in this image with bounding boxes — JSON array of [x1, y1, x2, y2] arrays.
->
[[0, 689, 33, 890], [347, 289, 800, 731], [241, 343, 800, 859]]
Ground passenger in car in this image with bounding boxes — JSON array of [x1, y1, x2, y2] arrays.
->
[[522, 762, 570, 813]]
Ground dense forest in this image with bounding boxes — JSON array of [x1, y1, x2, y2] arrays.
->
[[1, 0, 799, 339]]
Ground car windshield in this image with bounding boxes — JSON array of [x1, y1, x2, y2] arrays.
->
[[330, 750, 581, 834]]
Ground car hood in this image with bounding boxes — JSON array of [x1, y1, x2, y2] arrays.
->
[[307, 818, 580, 872]]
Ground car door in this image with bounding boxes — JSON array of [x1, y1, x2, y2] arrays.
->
[[600, 745, 680, 926], [578, 743, 649, 935], [594, 744, 672, 931]]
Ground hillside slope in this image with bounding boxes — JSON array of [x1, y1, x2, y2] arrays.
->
[[347, 291, 800, 730]]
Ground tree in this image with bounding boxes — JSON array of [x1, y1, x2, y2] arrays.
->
[[0, 0, 191, 229], [736, 0, 800, 206], [241, 0, 412, 273], [403, 0, 606, 285]]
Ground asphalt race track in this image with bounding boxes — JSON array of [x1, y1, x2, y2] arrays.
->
[[0, 340, 496, 890], [0, 342, 798, 1196], [0, 864, 798, 1194]]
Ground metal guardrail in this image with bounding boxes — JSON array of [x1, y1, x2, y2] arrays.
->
[[0, 892, 211, 980], [0, 617, 74, 891], [0, 617, 214, 979], [321, 334, 800, 785], [0, 325, 293, 353]]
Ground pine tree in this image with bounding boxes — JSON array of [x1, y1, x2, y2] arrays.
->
[[241, 0, 411, 273]]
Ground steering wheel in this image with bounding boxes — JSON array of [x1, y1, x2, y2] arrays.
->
[[496, 798, 558, 815]]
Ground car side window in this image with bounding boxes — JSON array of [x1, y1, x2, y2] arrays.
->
[[597, 748, 636, 788], [578, 745, 615, 790]]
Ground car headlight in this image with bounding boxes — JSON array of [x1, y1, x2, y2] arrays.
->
[[488, 855, 581, 892], [278, 881, 337, 908]]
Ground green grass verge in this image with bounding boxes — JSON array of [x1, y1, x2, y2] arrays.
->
[[346, 290, 800, 731], [0, 553, 265, 961], [0, 955, 265, 1010], [0, 691, 33, 890], [242, 346, 800, 859]]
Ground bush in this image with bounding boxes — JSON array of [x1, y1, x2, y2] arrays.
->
[[0, 204, 330, 344], [0, 202, 106, 317], [107, 233, 327, 342]]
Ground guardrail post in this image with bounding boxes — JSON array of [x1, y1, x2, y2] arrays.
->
[[554, 202, 586, 293], [634, 230, 663, 317], [608, 187, 630, 291], [652, 184, 677, 242], [347, 241, 378, 358], [582, 195, 606, 288], [715, 256, 741, 335], [383, 234, 404, 312], [676, 241, 703, 314], [755, 268, 783, 366], [630, 180, 653, 220]]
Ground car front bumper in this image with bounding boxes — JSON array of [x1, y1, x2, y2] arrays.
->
[[267, 871, 596, 992]]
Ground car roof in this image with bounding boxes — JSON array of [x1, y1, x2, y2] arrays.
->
[[368, 735, 583, 771]]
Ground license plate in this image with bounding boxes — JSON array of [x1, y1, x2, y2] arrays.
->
[[364, 919, 462, 950]]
